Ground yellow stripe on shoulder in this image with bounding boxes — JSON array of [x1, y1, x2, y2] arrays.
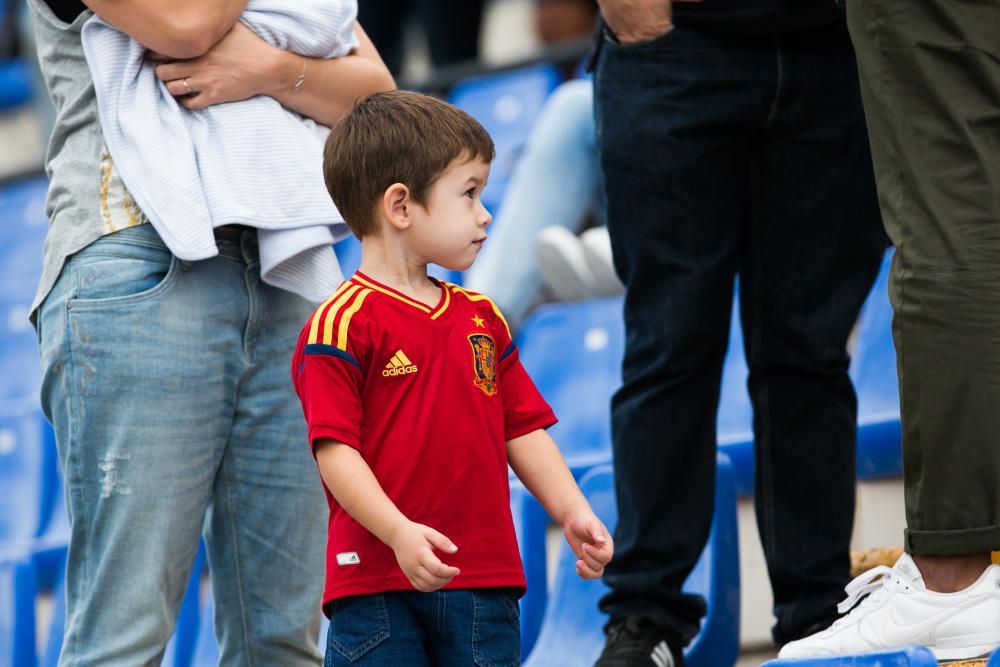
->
[[307, 283, 361, 346], [337, 288, 373, 351], [307, 281, 352, 345], [449, 284, 510, 339]]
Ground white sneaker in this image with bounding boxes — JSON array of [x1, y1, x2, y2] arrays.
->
[[580, 226, 624, 298], [778, 553, 1000, 661], [536, 225, 599, 302]]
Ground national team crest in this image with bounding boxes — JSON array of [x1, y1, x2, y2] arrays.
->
[[467, 333, 497, 396]]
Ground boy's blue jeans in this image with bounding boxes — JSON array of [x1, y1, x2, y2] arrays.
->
[[325, 588, 521, 666], [36, 224, 328, 665]]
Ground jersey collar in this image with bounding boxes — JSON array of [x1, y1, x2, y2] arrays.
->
[[351, 272, 451, 319]]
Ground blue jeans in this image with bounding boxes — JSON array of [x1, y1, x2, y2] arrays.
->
[[593, 20, 887, 645], [325, 588, 521, 666], [464, 79, 603, 331], [36, 225, 327, 666]]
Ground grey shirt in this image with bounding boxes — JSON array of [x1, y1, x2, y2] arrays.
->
[[27, 0, 147, 321]]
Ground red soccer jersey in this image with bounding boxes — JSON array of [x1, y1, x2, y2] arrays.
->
[[291, 272, 557, 606]]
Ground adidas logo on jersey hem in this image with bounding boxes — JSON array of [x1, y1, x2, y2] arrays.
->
[[383, 349, 418, 376]]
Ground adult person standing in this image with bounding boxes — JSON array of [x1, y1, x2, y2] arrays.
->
[[589, 0, 887, 664], [28, 1, 393, 664], [780, 1, 1000, 660]]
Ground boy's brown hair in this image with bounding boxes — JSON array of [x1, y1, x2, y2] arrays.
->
[[323, 90, 495, 238]]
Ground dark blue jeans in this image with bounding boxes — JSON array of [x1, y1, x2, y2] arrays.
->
[[593, 19, 887, 645], [325, 588, 521, 666]]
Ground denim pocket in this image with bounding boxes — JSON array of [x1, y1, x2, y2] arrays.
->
[[67, 226, 178, 310], [471, 589, 521, 667], [328, 594, 391, 663]]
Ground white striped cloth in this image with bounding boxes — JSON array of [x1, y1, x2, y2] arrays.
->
[[80, 0, 358, 302]]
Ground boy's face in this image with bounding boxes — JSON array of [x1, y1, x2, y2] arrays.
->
[[408, 154, 493, 272]]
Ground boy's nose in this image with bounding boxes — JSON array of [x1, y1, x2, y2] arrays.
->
[[479, 204, 492, 227]]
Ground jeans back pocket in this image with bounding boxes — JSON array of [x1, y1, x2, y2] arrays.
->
[[327, 594, 391, 664]]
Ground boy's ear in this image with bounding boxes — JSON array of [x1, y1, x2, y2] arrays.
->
[[383, 183, 412, 231]]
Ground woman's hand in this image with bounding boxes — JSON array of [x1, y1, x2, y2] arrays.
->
[[151, 21, 289, 110]]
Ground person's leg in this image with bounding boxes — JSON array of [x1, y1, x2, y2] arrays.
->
[[36, 225, 233, 666], [593, 26, 766, 646], [848, 0, 1000, 566], [777, 1, 1000, 659], [204, 231, 328, 666], [325, 592, 430, 667], [464, 79, 600, 330], [415, 0, 484, 67], [742, 19, 886, 646], [425, 588, 520, 667], [356, 0, 407, 76]]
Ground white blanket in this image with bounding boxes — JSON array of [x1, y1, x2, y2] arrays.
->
[[81, 0, 358, 301]]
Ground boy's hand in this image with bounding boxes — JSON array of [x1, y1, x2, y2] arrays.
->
[[563, 511, 614, 580], [389, 520, 460, 592]]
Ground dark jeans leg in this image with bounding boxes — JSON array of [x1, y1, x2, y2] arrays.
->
[[594, 26, 772, 643], [848, 0, 1000, 556], [415, 0, 485, 67], [741, 22, 886, 645], [357, 0, 407, 75]]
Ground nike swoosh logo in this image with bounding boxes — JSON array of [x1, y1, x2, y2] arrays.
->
[[878, 603, 971, 645]]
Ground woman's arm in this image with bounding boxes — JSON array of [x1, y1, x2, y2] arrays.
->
[[154, 23, 395, 126], [82, 0, 248, 59]]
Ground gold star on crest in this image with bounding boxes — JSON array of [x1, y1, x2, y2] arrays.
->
[[471, 314, 485, 328]]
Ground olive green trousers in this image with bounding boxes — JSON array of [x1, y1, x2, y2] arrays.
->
[[847, 0, 1000, 556]]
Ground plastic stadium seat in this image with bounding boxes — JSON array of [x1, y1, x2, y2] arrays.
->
[[761, 646, 938, 667], [524, 454, 740, 667], [516, 294, 756, 492], [0, 548, 36, 667], [516, 297, 623, 477], [448, 63, 563, 213], [0, 60, 31, 110], [0, 398, 49, 546], [508, 479, 549, 660], [850, 248, 902, 480]]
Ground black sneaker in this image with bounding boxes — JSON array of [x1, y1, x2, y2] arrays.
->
[[594, 615, 685, 667]]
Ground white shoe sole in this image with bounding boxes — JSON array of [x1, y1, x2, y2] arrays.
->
[[929, 631, 1000, 661]]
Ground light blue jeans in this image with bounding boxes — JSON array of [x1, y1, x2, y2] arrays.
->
[[464, 79, 602, 331], [36, 225, 327, 666]]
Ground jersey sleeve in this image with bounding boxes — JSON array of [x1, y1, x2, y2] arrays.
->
[[492, 306, 558, 441], [291, 286, 372, 452]]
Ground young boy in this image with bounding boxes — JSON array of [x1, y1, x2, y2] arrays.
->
[[292, 89, 614, 665]]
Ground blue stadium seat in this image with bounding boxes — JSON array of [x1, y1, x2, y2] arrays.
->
[[0, 59, 31, 111], [0, 548, 37, 667], [508, 478, 549, 660], [761, 646, 938, 667], [851, 248, 902, 480], [333, 235, 361, 280], [0, 398, 49, 547], [448, 63, 563, 214], [516, 294, 756, 492], [515, 296, 623, 476], [523, 453, 740, 667]]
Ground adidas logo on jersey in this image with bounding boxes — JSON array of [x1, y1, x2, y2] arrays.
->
[[383, 349, 418, 376]]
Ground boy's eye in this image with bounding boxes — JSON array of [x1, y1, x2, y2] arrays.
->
[[464, 188, 476, 199]]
